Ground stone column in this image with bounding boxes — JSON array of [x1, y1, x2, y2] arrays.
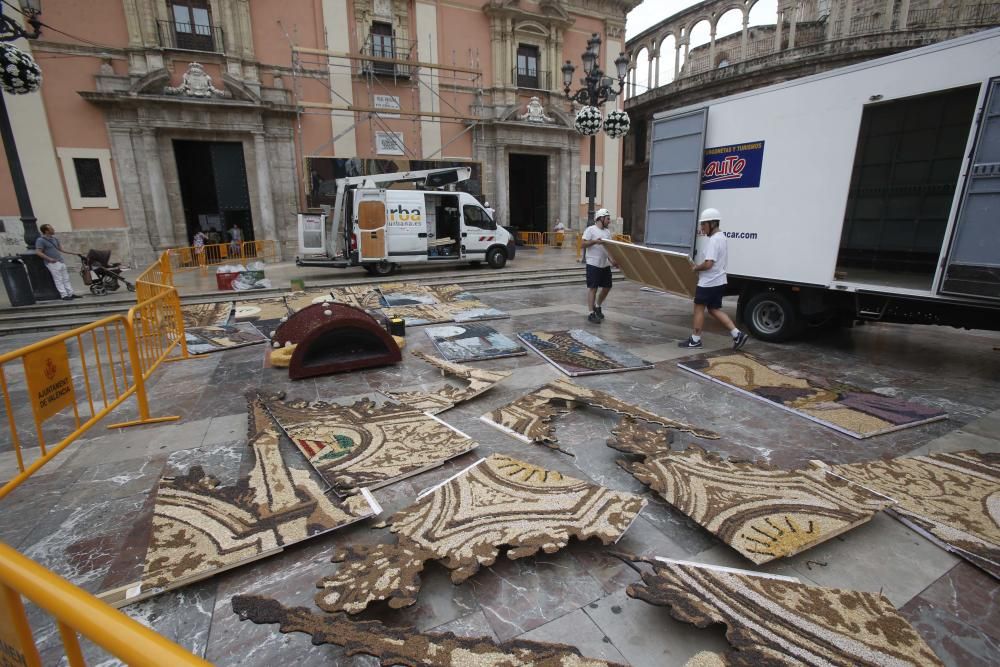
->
[[109, 128, 154, 266], [844, 0, 855, 35], [646, 48, 653, 90], [494, 144, 507, 226], [883, 0, 895, 29], [559, 147, 570, 228], [898, 0, 911, 29], [709, 29, 716, 68], [775, 11, 783, 51], [252, 132, 281, 259], [674, 42, 681, 78], [789, 3, 798, 49], [142, 129, 176, 249], [741, 14, 749, 52]]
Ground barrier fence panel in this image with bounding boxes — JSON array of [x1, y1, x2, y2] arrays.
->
[[516, 231, 545, 251], [169, 239, 278, 273], [0, 542, 210, 666], [542, 230, 579, 249]]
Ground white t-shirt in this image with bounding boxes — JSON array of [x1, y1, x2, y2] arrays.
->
[[582, 224, 612, 268], [699, 232, 728, 287]]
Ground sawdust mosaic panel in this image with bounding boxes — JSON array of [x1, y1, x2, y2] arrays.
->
[[609, 418, 888, 564], [425, 322, 526, 361], [380, 350, 511, 413], [677, 353, 947, 438], [232, 297, 291, 338], [482, 377, 719, 448], [819, 450, 1000, 578], [626, 557, 943, 666], [315, 454, 646, 614], [181, 302, 233, 328], [602, 240, 697, 299], [518, 329, 654, 376], [231, 595, 623, 666], [97, 396, 379, 607], [262, 394, 477, 496], [184, 323, 268, 355]]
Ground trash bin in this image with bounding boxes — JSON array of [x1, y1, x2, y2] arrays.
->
[[18, 253, 61, 301], [1, 257, 36, 307]]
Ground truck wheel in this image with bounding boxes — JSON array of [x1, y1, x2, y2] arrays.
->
[[743, 291, 801, 342], [367, 261, 396, 277], [486, 247, 507, 269]]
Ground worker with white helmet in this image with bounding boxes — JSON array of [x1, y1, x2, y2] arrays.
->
[[678, 208, 749, 350], [582, 208, 615, 324]]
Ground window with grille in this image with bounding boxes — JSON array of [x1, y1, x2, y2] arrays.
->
[[170, 0, 213, 51], [517, 45, 539, 88], [73, 158, 106, 198]]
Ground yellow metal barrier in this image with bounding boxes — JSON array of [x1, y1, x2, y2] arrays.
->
[[170, 239, 277, 273], [542, 230, 579, 249], [0, 541, 210, 667], [516, 231, 545, 251], [613, 233, 633, 243]]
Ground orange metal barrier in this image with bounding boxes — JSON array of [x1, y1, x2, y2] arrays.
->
[[170, 239, 277, 273], [613, 233, 633, 243], [0, 541, 210, 667], [516, 231, 545, 251]]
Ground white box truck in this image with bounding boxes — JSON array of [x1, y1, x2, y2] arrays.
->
[[296, 167, 515, 276], [646, 28, 1000, 341]]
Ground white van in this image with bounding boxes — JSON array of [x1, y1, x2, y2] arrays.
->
[[296, 167, 515, 276]]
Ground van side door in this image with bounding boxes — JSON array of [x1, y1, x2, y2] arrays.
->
[[385, 193, 428, 262], [356, 190, 388, 262]]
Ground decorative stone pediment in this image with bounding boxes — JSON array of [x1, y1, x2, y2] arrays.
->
[[165, 62, 226, 98], [518, 96, 555, 123]]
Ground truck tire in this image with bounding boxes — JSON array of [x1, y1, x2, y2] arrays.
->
[[743, 291, 801, 342], [486, 247, 507, 269], [364, 261, 396, 277]]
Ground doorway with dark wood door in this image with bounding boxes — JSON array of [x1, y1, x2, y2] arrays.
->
[[508, 153, 548, 234]]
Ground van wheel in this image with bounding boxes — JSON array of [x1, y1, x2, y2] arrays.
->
[[370, 260, 396, 277], [743, 291, 801, 342], [486, 247, 507, 269]]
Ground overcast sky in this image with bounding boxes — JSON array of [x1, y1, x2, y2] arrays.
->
[[626, 1, 698, 40]]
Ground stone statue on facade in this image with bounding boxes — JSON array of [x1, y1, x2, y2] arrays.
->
[[518, 96, 554, 123], [165, 62, 226, 98]]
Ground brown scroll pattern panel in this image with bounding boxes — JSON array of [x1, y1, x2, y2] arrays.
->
[[481, 377, 719, 447], [820, 450, 1000, 578], [262, 394, 477, 496], [625, 557, 943, 666], [181, 301, 233, 328], [609, 418, 888, 564], [315, 454, 646, 614], [101, 396, 378, 607], [231, 595, 624, 667], [380, 350, 511, 414]]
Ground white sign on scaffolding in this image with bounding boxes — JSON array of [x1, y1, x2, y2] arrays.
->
[[375, 131, 406, 156], [373, 95, 401, 119]]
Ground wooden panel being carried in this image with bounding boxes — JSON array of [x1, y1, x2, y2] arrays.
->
[[358, 200, 386, 258], [602, 240, 697, 298]]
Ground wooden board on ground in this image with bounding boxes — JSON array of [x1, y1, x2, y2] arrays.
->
[[603, 240, 696, 298]]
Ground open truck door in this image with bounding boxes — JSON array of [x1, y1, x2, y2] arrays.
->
[[645, 108, 707, 256], [297, 213, 325, 256], [357, 192, 388, 262], [941, 77, 1000, 300]]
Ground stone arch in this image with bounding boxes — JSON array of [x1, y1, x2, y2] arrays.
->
[[634, 46, 651, 97], [715, 7, 745, 39], [656, 34, 678, 85], [748, 0, 779, 27], [514, 20, 550, 37]]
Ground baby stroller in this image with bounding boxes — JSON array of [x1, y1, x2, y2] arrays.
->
[[79, 249, 135, 295]]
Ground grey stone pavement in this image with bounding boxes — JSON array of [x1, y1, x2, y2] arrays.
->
[[1, 276, 999, 666]]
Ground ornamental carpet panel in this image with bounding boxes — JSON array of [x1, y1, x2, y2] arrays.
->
[[262, 393, 478, 496], [379, 283, 508, 325], [380, 350, 511, 414], [481, 378, 719, 448], [818, 450, 1000, 579], [98, 396, 379, 607], [518, 329, 654, 377], [602, 240, 697, 299], [181, 301, 233, 328], [184, 323, 268, 355], [315, 454, 646, 614], [232, 297, 291, 338], [608, 418, 888, 564], [625, 557, 943, 666], [677, 352, 947, 438], [231, 595, 624, 667], [425, 322, 526, 362]]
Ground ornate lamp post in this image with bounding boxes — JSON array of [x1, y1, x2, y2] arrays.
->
[[562, 33, 629, 225], [1, 0, 43, 249]]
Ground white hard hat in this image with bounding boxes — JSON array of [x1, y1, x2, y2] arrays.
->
[[595, 208, 611, 219], [699, 208, 721, 223]]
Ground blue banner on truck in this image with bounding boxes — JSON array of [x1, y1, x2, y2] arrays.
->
[[701, 141, 765, 190]]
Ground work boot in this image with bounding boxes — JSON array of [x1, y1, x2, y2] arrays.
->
[[587, 311, 601, 324]]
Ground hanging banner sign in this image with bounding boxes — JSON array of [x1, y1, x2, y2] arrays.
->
[[23, 340, 75, 423], [701, 141, 765, 190]]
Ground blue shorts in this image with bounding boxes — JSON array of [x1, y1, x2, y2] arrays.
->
[[694, 284, 726, 310], [586, 264, 613, 289]]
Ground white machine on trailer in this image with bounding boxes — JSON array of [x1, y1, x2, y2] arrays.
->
[[646, 28, 1000, 340], [296, 166, 515, 276]]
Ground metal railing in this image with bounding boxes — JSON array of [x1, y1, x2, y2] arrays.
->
[[156, 19, 224, 53], [360, 34, 413, 77], [0, 251, 186, 501], [516, 231, 546, 251], [169, 239, 277, 274], [513, 67, 552, 90], [542, 230, 579, 249], [0, 542, 210, 666]]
